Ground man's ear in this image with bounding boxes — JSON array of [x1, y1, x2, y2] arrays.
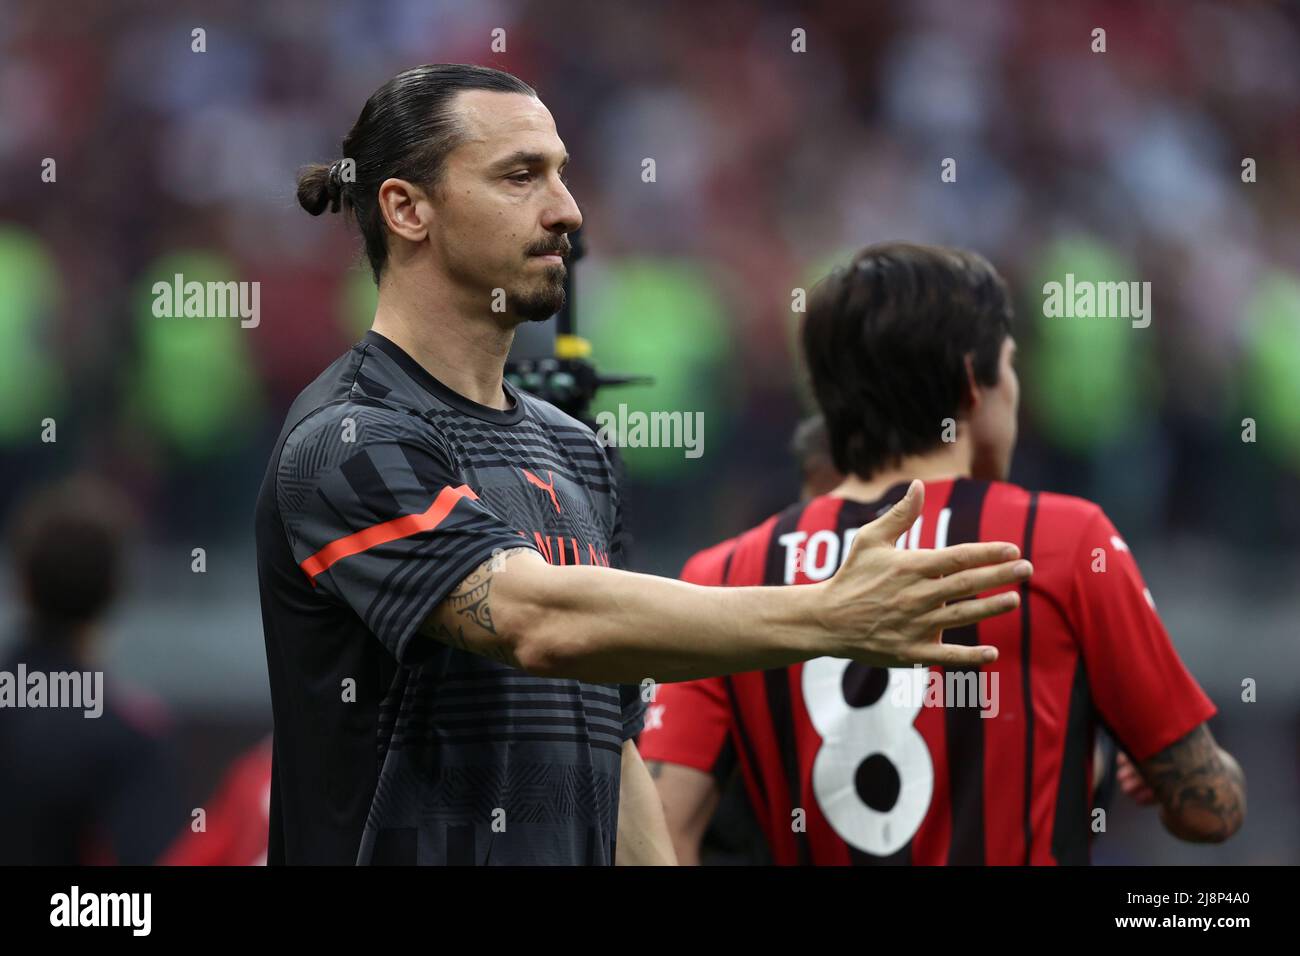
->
[[377, 177, 432, 244], [961, 353, 981, 413]]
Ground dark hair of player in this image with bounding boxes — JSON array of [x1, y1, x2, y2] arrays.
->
[[7, 477, 132, 640], [296, 63, 537, 283], [801, 241, 1013, 481]]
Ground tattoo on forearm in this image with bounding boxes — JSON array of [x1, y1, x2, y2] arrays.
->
[[419, 549, 533, 666], [1139, 724, 1245, 841], [449, 564, 496, 633], [646, 760, 664, 780]]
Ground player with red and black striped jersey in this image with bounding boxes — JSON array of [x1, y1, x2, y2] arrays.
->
[[640, 242, 1245, 865]]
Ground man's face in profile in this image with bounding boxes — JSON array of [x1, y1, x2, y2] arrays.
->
[[429, 90, 582, 323]]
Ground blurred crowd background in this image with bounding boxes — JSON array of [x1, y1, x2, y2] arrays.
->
[[0, 0, 1296, 864]]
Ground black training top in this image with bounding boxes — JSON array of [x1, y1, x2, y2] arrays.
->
[[255, 330, 645, 865]]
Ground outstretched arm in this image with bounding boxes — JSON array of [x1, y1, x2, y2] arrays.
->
[[418, 480, 1032, 681]]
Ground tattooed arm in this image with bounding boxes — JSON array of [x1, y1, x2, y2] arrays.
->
[[1136, 724, 1245, 843], [415, 482, 1032, 680], [416, 547, 534, 667]]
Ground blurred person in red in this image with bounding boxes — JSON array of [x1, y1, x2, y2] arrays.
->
[[160, 736, 272, 866], [0, 477, 187, 864], [640, 243, 1245, 865]]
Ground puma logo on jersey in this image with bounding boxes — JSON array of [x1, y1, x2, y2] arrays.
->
[[521, 468, 561, 514]]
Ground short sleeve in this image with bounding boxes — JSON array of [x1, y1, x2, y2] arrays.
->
[[637, 678, 733, 774], [1068, 508, 1216, 761], [277, 412, 537, 665], [679, 537, 738, 587]]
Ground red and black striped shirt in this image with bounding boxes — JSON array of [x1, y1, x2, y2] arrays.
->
[[639, 478, 1215, 865]]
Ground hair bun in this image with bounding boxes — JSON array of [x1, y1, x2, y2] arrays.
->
[[295, 161, 343, 216]]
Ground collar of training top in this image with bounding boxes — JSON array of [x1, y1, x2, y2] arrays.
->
[[362, 329, 526, 426]]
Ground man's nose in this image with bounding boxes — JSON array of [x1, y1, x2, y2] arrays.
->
[[542, 178, 582, 234]]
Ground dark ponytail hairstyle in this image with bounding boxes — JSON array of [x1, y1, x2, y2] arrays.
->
[[297, 63, 537, 283]]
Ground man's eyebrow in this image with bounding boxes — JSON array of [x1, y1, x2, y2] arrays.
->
[[487, 150, 570, 174]]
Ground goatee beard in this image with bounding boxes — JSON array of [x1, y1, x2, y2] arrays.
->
[[514, 278, 566, 323]]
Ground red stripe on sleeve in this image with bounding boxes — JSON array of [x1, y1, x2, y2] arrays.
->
[[299, 484, 479, 584]]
